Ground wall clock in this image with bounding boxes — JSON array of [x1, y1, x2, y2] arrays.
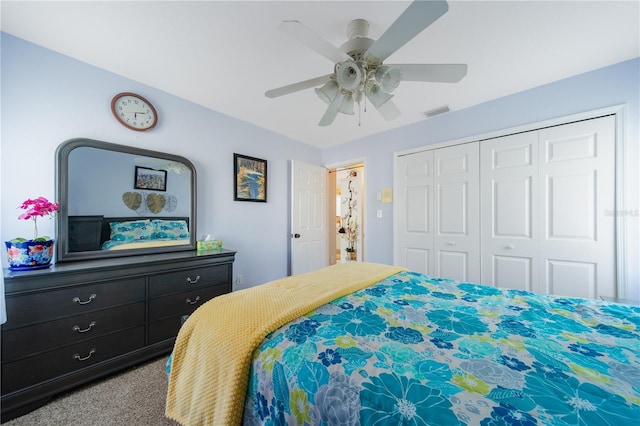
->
[[111, 92, 158, 131]]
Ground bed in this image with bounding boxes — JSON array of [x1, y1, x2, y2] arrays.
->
[[68, 215, 190, 251], [165, 262, 640, 425]]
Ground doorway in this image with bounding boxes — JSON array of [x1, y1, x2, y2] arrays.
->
[[328, 164, 364, 264]]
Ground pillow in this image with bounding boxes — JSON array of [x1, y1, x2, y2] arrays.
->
[[110, 220, 153, 242], [152, 219, 190, 240]]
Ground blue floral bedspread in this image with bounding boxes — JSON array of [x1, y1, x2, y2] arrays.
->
[[242, 271, 640, 425]]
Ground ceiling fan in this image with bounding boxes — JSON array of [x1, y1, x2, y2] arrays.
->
[[265, 0, 467, 126]]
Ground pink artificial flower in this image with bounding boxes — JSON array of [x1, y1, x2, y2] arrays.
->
[[17, 196, 59, 240], [18, 197, 59, 221]]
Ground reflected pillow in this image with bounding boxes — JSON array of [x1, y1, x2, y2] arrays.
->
[[152, 219, 190, 240], [110, 220, 153, 241]]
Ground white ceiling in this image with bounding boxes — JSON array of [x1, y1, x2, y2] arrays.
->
[[2, 1, 639, 149]]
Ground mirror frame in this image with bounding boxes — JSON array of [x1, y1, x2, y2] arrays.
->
[[55, 138, 197, 262]]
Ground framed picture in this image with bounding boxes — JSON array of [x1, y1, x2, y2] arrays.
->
[[134, 166, 167, 191], [234, 153, 267, 202]]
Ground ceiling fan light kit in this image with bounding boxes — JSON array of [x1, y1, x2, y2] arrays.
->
[[315, 80, 338, 104], [335, 61, 363, 91], [338, 95, 356, 115], [376, 66, 402, 93], [265, 0, 468, 127], [367, 84, 393, 109]]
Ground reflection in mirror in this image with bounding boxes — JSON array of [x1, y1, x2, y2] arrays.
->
[[56, 139, 196, 262]]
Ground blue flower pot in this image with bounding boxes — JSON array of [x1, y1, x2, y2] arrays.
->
[[5, 239, 54, 270]]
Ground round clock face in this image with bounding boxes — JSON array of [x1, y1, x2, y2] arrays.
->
[[111, 92, 158, 131]]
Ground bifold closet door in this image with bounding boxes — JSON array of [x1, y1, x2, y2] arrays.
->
[[395, 150, 434, 275], [480, 132, 539, 291], [396, 143, 480, 282], [433, 143, 480, 283], [538, 116, 616, 298], [481, 115, 615, 298], [397, 115, 615, 298]]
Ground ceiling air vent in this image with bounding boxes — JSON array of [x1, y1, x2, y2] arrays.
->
[[424, 106, 450, 118]]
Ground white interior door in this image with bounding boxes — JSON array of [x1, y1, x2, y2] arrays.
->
[[433, 143, 480, 282], [538, 115, 616, 298], [291, 161, 328, 275], [481, 132, 539, 291], [395, 150, 434, 274]]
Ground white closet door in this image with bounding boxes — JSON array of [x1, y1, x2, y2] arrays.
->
[[434, 143, 480, 282], [395, 150, 434, 274], [394, 113, 616, 298], [481, 132, 539, 291], [538, 115, 616, 298]]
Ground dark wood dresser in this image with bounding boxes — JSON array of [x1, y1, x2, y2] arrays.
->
[[1, 249, 235, 421]]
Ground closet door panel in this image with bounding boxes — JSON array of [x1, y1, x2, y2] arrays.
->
[[405, 248, 431, 276], [492, 255, 533, 291], [481, 132, 539, 290], [438, 251, 469, 282], [395, 150, 434, 275], [546, 172, 596, 240], [538, 115, 616, 298], [546, 260, 597, 298], [434, 143, 480, 282], [438, 182, 468, 234]]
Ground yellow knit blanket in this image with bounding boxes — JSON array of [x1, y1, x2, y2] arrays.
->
[[165, 262, 405, 425]]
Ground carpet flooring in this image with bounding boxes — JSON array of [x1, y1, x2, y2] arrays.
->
[[2, 356, 180, 426]]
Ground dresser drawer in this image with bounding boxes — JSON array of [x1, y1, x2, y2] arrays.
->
[[148, 284, 228, 321], [3, 278, 145, 329], [148, 315, 186, 344], [149, 265, 229, 298], [2, 302, 145, 362], [1, 326, 145, 394]]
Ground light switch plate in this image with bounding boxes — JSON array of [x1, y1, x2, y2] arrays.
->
[[381, 188, 393, 203]]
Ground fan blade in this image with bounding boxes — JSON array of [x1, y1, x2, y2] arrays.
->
[[365, 0, 449, 62], [367, 95, 401, 121], [279, 20, 351, 64], [392, 64, 468, 82], [319, 92, 346, 126], [265, 74, 332, 98]]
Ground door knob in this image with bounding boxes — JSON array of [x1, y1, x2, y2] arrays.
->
[[293, 233, 301, 238]]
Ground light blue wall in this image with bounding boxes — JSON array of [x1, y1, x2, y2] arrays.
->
[[323, 57, 640, 300], [0, 33, 321, 288], [2, 32, 638, 298]]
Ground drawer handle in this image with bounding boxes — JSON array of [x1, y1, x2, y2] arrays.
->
[[186, 275, 201, 284], [73, 348, 96, 362], [73, 294, 97, 305], [73, 321, 97, 333], [186, 296, 201, 305]]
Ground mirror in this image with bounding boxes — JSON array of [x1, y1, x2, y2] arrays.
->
[[56, 138, 196, 262]]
